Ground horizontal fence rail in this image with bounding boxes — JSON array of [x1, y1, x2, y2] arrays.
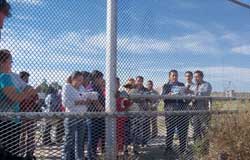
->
[[1, 0, 250, 159], [126, 95, 250, 101], [0, 110, 243, 119]]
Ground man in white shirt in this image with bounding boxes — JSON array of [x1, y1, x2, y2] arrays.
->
[[185, 71, 194, 88], [188, 70, 212, 154]]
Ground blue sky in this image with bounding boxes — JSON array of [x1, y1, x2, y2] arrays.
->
[[1, 0, 250, 92]]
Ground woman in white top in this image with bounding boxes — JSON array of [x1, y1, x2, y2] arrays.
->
[[61, 71, 94, 160]]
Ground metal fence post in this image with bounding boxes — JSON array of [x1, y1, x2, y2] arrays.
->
[[105, 0, 117, 159]]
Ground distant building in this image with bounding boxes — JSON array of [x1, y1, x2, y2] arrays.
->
[[224, 90, 236, 97]]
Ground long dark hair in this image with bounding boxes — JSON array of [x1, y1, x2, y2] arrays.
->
[[66, 71, 83, 84]]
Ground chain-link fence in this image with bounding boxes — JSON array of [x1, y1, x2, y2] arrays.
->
[[1, 0, 250, 160]]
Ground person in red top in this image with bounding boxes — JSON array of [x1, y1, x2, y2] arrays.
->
[[115, 77, 132, 155]]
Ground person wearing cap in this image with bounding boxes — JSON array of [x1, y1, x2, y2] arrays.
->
[[123, 78, 135, 93], [115, 77, 132, 156]]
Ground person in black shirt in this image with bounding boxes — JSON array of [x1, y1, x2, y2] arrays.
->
[[162, 70, 189, 155], [87, 70, 105, 160]]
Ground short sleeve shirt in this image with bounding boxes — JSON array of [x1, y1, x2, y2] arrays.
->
[[0, 72, 20, 112]]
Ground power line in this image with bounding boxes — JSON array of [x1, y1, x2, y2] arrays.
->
[[228, 0, 250, 9]]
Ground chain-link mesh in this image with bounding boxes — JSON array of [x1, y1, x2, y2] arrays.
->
[[0, 0, 250, 160]]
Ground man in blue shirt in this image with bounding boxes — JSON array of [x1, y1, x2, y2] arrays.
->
[[162, 70, 189, 155]]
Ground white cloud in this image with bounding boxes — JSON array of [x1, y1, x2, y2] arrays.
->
[[1, 27, 232, 58], [0, 28, 106, 87], [9, 0, 42, 5], [232, 45, 250, 55], [14, 15, 34, 21], [221, 32, 240, 43], [0, 29, 105, 64], [117, 31, 222, 55], [2, 27, 250, 91], [174, 19, 202, 30], [118, 36, 171, 54], [48, 31, 106, 54], [171, 31, 222, 55]]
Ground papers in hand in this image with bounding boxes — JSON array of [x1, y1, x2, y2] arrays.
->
[[78, 91, 99, 101], [171, 86, 186, 96]]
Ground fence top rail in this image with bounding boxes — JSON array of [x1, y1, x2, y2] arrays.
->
[[0, 110, 245, 119], [124, 95, 250, 101]]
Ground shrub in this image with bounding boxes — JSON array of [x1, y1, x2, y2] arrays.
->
[[207, 110, 250, 159]]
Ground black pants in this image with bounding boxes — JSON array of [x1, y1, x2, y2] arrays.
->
[[165, 115, 189, 153], [0, 120, 21, 156]]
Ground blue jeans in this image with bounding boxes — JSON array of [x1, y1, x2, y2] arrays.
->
[[87, 118, 105, 160], [62, 118, 86, 160]]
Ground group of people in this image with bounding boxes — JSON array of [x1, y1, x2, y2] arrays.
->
[[0, 1, 213, 159], [115, 70, 212, 157], [60, 69, 212, 159], [162, 70, 212, 156], [0, 47, 213, 160]]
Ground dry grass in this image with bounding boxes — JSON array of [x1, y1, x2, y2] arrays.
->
[[206, 110, 250, 160]]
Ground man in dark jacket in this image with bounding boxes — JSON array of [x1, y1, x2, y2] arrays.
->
[[162, 70, 189, 155]]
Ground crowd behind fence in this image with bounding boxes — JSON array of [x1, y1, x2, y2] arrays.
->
[[0, 51, 245, 160], [1, 0, 250, 160]]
